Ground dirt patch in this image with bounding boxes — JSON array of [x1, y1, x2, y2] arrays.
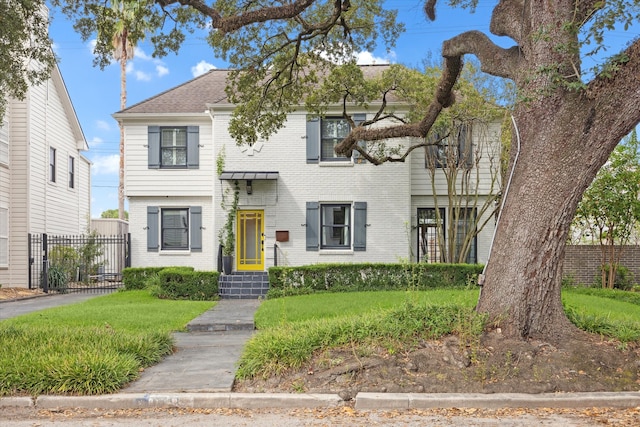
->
[[0, 287, 45, 301], [233, 328, 640, 398]]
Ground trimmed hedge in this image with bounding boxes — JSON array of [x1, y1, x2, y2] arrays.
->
[[153, 268, 219, 301], [267, 263, 483, 298], [122, 267, 179, 290]]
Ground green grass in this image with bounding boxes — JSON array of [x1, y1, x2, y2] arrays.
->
[[238, 288, 640, 380], [255, 289, 479, 328], [0, 290, 214, 396]]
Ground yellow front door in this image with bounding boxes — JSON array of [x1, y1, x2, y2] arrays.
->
[[236, 210, 265, 271]]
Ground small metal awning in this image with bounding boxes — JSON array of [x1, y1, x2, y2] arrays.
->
[[219, 171, 279, 180]]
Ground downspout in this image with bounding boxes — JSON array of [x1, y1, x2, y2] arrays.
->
[[478, 115, 521, 293]]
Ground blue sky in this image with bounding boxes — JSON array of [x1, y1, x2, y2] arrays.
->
[[45, 1, 635, 217]]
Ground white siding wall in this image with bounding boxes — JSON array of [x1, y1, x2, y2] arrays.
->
[[215, 111, 412, 268], [3, 72, 90, 288], [0, 108, 9, 285], [411, 121, 502, 196], [129, 196, 214, 270], [124, 117, 214, 197], [7, 96, 29, 287]]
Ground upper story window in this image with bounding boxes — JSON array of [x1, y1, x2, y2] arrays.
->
[[0, 120, 8, 166], [49, 147, 56, 182], [426, 125, 473, 169], [147, 126, 200, 170], [306, 114, 366, 164], [161, 127, 187, 167], [321, 118, 351, 161], [68, 156, 75, 189]]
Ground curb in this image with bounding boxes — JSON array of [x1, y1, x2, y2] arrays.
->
[[3, 392, 640, 411], [354, 392, 640, 410], [33, 393, 343, 410]]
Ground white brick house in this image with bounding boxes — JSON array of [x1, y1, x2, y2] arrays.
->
[[114, 66, 500, 273], [0, 63, 91, 288]]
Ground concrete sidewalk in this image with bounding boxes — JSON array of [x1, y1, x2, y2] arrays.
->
[[2, 293, 640, 412]]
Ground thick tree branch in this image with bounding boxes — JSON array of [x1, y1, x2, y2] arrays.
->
[[489, 0, 525, 43], [335, 55, 462, 161], [442, 30, 522, 80], [584, 39, 640, 143], [155, 0, 333, 34]]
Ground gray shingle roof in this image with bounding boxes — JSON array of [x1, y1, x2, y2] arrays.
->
[[119, 65, 392, 115]]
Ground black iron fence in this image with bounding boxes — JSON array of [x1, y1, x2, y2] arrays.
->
[[29, 233, 131, 293]]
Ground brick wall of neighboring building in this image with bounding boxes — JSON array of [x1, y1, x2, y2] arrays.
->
[[563, 245, 640, 286]]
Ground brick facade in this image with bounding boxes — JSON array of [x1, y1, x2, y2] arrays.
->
[[563, 245, 640, 285]]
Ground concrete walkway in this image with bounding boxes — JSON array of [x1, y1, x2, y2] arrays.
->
[[124, 299, 259, 393]]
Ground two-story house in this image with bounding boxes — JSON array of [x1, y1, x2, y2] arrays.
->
[[114, 66, 500, 282], [0, 62, 91, 289]]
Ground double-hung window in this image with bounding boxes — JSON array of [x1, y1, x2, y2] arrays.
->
[[306, 201, 367, 251], [426, 125, 472, 169], [49, 147, 56, 182], [321, 204, 351, 249], [148, 126, 199, 169], [0, 207, 7, 267], [161, 208, 189, 250], [147, 206, 202, 252], [161, 127, 187, 167], [68, 156, 75, 189], [321, 118, 351, 161], [0, 120, 8, 166]]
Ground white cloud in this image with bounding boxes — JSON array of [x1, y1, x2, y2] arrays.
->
[[156, 64, 169, 77], [133, 46, 152, 61], [135, 70, 152, 81], [355, 51, 393, 65], [96, 120, 111, 131], [191, 60, 216, 77], [91, 154, 119, 175], [89, 136, 104, 148]]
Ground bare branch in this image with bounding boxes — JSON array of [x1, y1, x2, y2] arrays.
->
[[442, 30, 522, 79]]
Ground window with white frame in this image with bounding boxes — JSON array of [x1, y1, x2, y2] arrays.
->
[[321, 204, 351, 249], [161, 127, 187, 167], [161, 208, 189, 250], [0, 207, 7, 267], [68, 156, 75, 189], [321, 118, 351, 161], [49, 147, 56, 182], [0, 120, 8, 166]]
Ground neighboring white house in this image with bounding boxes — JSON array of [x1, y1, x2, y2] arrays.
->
[[0, 63, 91, 288], [114, 66, 500, 273]]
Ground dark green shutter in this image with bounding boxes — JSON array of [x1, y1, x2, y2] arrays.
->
[[148, 126, 160, 169], [354, 202, 367, 251], [306, 117, 320, 164], [306, 202, 319, 251], [147, 206, 159, 251], [187, 126, 199, 169], [190, 206, 202, 252], [352, 114, 367, 163]]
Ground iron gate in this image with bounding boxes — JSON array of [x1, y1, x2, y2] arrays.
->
[[29, 233, 131, 293]]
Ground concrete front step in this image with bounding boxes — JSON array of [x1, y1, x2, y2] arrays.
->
[[218, 272, 269, 299]]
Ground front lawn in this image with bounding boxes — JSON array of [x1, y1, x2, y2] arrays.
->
[[0, 290, 214, 396], [238, 288, 640, 380]]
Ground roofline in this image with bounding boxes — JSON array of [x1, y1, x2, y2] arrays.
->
[[117, 69, 232, 114]]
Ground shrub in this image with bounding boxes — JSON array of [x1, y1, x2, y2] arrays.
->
[[122, 267, 179, 290], [153, 268, 219, 301], [47, 265, 69, 294], [267, 263, 482, 298]]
